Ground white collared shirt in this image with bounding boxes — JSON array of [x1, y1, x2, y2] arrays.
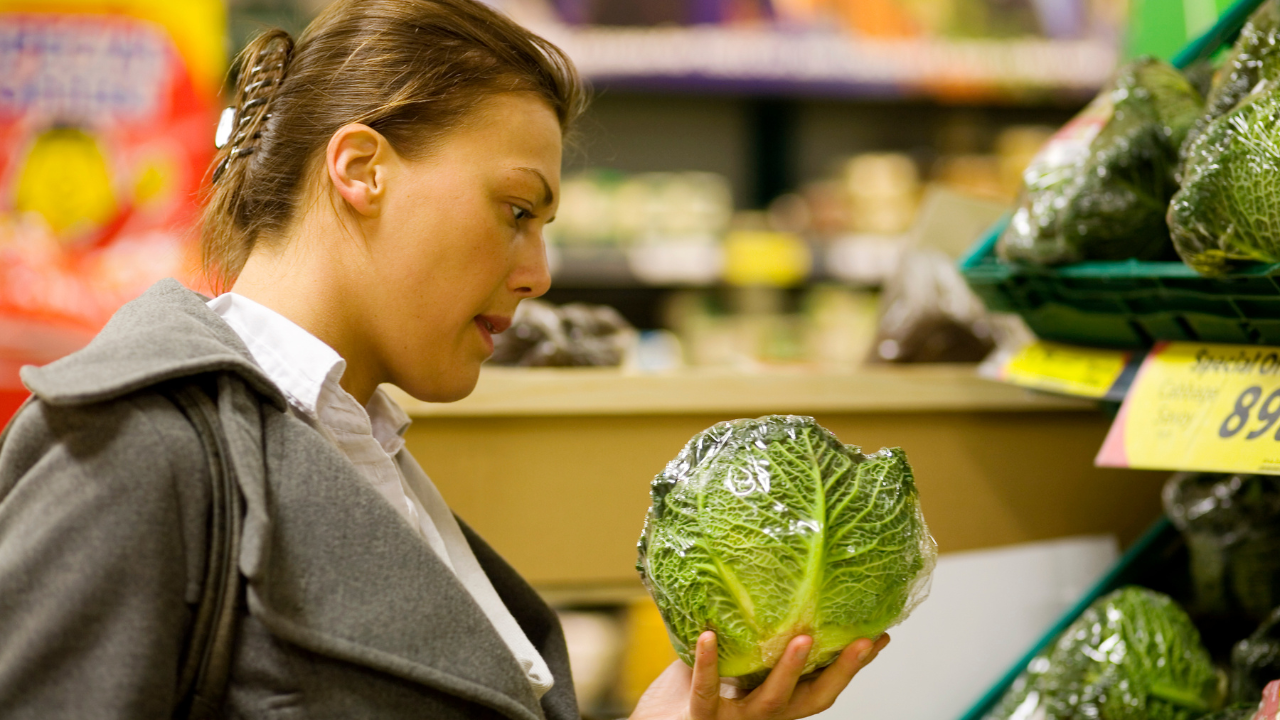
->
[[207, 292, 555, 699]]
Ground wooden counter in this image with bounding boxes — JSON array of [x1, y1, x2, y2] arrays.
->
[[394, 365, 1166, 602]]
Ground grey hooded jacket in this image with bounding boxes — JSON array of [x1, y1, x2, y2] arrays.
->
[[0, 279, 579, 720]]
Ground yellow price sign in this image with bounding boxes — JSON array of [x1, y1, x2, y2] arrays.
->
[[1097, 342, 1280, 474], [1000, 341, 1131, 399]]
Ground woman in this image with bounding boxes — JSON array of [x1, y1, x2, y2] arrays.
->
[[0, 1, 888, 717]]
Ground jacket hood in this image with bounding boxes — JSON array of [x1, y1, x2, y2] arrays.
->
[[21, 279, 285, 410]]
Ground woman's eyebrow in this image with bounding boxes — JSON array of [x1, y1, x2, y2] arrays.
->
[[515, 167, 554, 207]]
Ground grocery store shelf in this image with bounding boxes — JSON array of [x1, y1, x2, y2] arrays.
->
[[544, 25, 1118, 99], [388, 364, 1095, 418]]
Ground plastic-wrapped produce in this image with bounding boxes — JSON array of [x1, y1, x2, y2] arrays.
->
[[998, 57, 1203, 266], [1169, 80, 1280, 275], [985, 586, 1224, 720], [871, 248, 995, 364], [1202, 706, 1269, 720], [1184, 0, 1280, 156], [1163, 473, 1280, 623], [636, 416, 935, 688], [1233, 608, 1280, 704], [488, 299, 634, 367]]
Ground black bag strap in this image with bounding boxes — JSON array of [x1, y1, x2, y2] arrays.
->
[[166, 382, 244, 720]]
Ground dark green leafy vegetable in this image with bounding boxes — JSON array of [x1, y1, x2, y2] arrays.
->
[[1163, 473, 1280, 623], [998, 57, 1203, 266], [636, 415, 935, 688], [1199, 705, 1263, 720], [1169, 81, 1280, 275], [1232, 606, 1280, 704], [985, 586, 1224, 720], [1184, 0, 1280, 156]]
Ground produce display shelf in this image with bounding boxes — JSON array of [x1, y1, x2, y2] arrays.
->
[[544, 24, 1116, 100], [957, 516, 1181, 720], [958, 0, 1280, 350]]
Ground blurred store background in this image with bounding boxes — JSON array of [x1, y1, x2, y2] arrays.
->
[[0, 0, 1243, 718]]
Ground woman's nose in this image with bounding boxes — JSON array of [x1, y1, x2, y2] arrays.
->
[[511, 233, 552, 299]]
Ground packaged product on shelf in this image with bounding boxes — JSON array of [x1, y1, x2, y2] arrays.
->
[[636, 416, 935, 689], [488, 299, 635, 367], [1168, 78, 1280, 276], [1163, 473, 1280, 625], [1202, 705, 1272, 720], [1184, 0, 1280, 156], [997, 57, 1203, 266], [984, 586, 1224, 720], [870, 248, 995, 363], [0, 1, 224, 424], [1233, 608, 1280, 704]]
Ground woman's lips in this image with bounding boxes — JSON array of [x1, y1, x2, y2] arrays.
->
[[475, 316, 494, 354], [474, 315, 510, 355]]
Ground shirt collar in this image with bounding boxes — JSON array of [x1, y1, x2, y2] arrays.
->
[[207, 292, 342, 417], [207, 292, 411, 453]]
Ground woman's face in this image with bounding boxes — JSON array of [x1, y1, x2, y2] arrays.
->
[[360, 93, 561, 402]]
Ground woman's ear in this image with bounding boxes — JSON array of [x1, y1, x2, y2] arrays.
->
[[326, 123, 392, 217]]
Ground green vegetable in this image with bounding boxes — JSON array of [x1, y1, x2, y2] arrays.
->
[[1163, 473, 1280, 623], [636, 415, 935, 688], [1184, 0, 1280, 156], [998, 57, 1203, 266], [985, 586, 1224, 720], [1232, 607, 1280, 704], [1198, 705, 1262, 720], [1169, 81, 1280, 275]]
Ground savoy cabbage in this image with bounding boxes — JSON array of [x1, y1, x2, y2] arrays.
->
[[987, 586, 1223, 720], [636, 415, 935, 687]]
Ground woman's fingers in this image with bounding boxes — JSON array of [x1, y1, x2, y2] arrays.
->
[[791, 634, 891, 716], [746, 634, 813, 717], [688, 631, 721, 719]]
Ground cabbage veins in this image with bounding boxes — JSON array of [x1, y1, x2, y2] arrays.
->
[[636, 415, 935, 687]]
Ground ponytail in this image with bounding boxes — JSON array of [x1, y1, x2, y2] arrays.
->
[[201, 29, 295, 292]]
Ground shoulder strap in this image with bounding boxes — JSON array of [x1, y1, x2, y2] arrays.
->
[[166, 382, 244, 720]]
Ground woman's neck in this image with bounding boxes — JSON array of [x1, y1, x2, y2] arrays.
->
[[229, 226, 383, 406]]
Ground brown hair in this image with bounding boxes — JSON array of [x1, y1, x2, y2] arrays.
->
[[201, 0, 586, 291]]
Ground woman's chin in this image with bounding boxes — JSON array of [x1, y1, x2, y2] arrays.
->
[[397, 366, 480, 404]]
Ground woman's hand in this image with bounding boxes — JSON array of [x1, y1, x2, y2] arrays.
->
[[630, 631, 890, 720]]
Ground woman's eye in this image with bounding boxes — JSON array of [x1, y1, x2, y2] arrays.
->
[[511, 205, 532, 222]]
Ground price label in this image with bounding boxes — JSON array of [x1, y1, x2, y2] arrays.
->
[[1097, 342, 1280, 474], [999, 341, 1132, 399]]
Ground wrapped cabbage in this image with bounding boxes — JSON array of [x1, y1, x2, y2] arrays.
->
[[998, 57, 1203, 266], [1169, 80, 1280, 275], [1200, 706, 1266, 720], [636, 416, 935, 688], [1164, 473, 1280, 623], [985, 586, 1224, 720], [1184, 0, 1280, 155]]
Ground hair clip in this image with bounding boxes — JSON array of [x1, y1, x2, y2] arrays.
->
[[243, 78, 277, 94], [215, 106, 235, 149], [212, 147, 254, 185]]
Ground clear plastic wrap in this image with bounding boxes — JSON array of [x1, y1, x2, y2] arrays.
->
[[1169, 79, 1280, 275], [1184, 0, 1280, 156], [636, 415, 936, 689], [1202, 705, 1268, 720], [488, 299, 634, 367], [1163, 473, 1280, 624], [985, 586, 1224, 720], [870, 248, 995, 364], [1233, 607, 1280, 704], [998, 57, 1203, 266]]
